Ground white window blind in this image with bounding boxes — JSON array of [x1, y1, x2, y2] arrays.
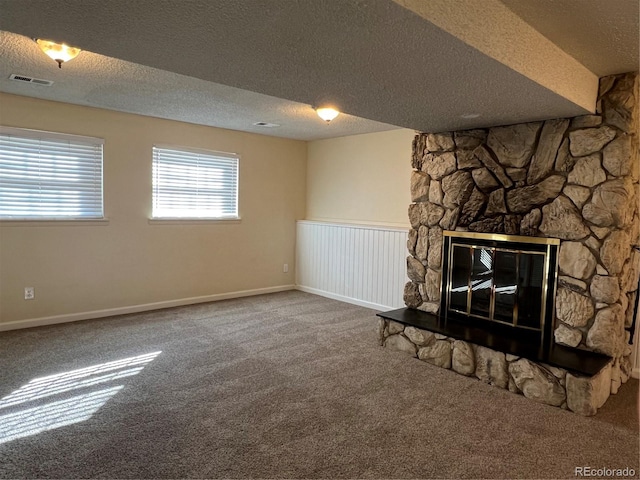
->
[[0, 127, 104, 219], [152, 145, 239, 219]]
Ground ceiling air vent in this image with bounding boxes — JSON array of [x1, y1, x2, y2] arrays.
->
[[9, 74, 54, 86]]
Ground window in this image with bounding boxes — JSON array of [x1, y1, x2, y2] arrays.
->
[[0, 127, 104, 220], [152, 145, 239, 219]]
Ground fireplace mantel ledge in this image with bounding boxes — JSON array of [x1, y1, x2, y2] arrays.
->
[[377, 307, 611, 377]]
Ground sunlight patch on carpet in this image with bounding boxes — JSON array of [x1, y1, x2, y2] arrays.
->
[[0, 351, 161, 444]]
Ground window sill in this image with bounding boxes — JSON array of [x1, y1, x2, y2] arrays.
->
[[148, 217, 242, 225], [0, 218, 110, 227]]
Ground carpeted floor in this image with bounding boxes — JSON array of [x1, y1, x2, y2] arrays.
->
[[0, 291, 638, 479]]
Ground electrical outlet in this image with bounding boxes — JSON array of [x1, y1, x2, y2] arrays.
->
[[24, 287, 35, 300], [283, 263, 289, 273]]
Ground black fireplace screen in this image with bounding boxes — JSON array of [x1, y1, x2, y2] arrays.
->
[[442, 231, 559, 341]]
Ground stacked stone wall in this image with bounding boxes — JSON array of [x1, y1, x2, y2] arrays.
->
[[378, 318, 611, 415], [403, 72, 640, 398]]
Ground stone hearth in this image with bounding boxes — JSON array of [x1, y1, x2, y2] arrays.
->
[[377, 314, 611, 415], [386, 72, 639, 415]]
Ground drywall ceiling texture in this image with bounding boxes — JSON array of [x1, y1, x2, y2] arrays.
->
[[500, 0, 639, 76], [393, 0, 599, 112], [0, 32, 396, 141], [0, 0, 607, 135]]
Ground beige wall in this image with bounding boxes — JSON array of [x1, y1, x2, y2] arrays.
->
[[306, 129, 414, 227], [0, 93, 307, 325]]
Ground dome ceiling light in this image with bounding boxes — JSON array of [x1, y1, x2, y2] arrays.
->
[[315, 107, 340, 124], [35, 39, 81, 68]]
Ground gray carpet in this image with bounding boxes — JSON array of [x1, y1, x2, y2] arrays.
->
[[0, 291, 637, 479]]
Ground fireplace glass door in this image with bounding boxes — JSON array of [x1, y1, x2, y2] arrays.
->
[[442, 232, 559, 340], [448, 244, 545, 330]]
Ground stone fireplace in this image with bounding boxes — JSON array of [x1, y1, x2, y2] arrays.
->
[[378, 72, 639, 415]]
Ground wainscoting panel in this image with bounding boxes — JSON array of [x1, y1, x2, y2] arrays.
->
[[296, 221, 408, 311]]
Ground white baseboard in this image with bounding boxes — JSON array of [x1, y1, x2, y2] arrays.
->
[[0, 285, 296, 332], [633, 367, 639, 380], [295, 285, 395, 312]]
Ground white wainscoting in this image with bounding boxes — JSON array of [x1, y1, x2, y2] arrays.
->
[[296, 220, 408, 311]]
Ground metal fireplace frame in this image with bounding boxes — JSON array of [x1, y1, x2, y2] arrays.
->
[[440, 231, 560, 350]]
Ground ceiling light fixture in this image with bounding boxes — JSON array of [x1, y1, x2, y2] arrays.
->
[[315, 107, 340, 124], [35, 39, 81, 68]]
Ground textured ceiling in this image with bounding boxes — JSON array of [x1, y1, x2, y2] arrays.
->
[[0, 0, 637, 140], [501, 0, 639, 76], [0, 32, 395, 141]]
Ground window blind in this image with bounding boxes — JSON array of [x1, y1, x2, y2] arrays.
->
[[152, 145, 239, 219], [0, 127, 104, 219]]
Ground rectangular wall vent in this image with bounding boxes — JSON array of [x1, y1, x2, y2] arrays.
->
[[9, 74, 54, 86]]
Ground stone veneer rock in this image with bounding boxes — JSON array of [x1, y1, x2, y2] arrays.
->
[[379, 318, 612, 416], [401, 72, 639, 413]]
